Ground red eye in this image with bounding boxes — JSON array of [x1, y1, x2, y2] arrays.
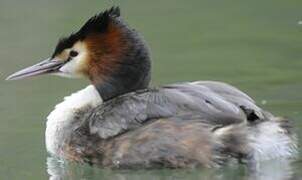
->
[[70, 50, 78, 57]]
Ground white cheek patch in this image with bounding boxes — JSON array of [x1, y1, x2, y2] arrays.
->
[[59, 57, 85, 78], [57, 41, 88, 78]]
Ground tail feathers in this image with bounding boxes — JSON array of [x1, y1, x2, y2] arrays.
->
[[212, 116, 298, 166], [247, 117, 298, 161], [213, 124, 252, 165]]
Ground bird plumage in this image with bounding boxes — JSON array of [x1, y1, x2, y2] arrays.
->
[[7, 7, 298, 169], [45, 81, 297, 168]]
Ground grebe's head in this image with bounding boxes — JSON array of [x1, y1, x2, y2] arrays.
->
[[6, 7, 151, 100]]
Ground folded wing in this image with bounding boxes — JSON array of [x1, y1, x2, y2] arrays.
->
[[88, 81, 262, 139]]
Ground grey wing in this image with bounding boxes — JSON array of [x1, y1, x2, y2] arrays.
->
[[191, 81, 264, 118], [88, 81, 261, 139]]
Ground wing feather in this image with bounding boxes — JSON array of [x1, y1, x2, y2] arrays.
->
[[88, 81, 262, 139]]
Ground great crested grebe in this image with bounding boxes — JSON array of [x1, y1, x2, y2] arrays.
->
[[6, 7, 297, 168]]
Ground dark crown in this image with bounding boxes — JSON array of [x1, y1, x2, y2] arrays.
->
[[52, 7, 121, 57]]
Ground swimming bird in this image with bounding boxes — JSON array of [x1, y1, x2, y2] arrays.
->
[[6, 7, 297, 169]]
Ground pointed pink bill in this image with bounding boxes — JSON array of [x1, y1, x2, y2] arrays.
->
[[6, 58, 65, 81]]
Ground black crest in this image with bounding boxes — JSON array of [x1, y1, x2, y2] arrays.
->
[[52, 6, 121, 57]]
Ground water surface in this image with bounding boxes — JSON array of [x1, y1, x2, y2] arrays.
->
[[0, 0, 301, 179]]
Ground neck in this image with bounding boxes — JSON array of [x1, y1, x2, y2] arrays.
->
[[94, 30, 151, 101], [95, 69, 150, 101]]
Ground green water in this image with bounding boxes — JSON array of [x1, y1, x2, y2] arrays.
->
[[1, 0, 302, 179]]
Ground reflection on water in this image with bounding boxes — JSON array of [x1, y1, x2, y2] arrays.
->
[[47, 156, 298, 180], [47, 157, 66, 180], [247, 160, 296, 180]]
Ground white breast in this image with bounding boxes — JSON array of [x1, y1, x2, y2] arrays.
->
[[45, 85, 103, 155]]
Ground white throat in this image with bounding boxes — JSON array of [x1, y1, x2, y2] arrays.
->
[[45, 85, 103, 155]]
